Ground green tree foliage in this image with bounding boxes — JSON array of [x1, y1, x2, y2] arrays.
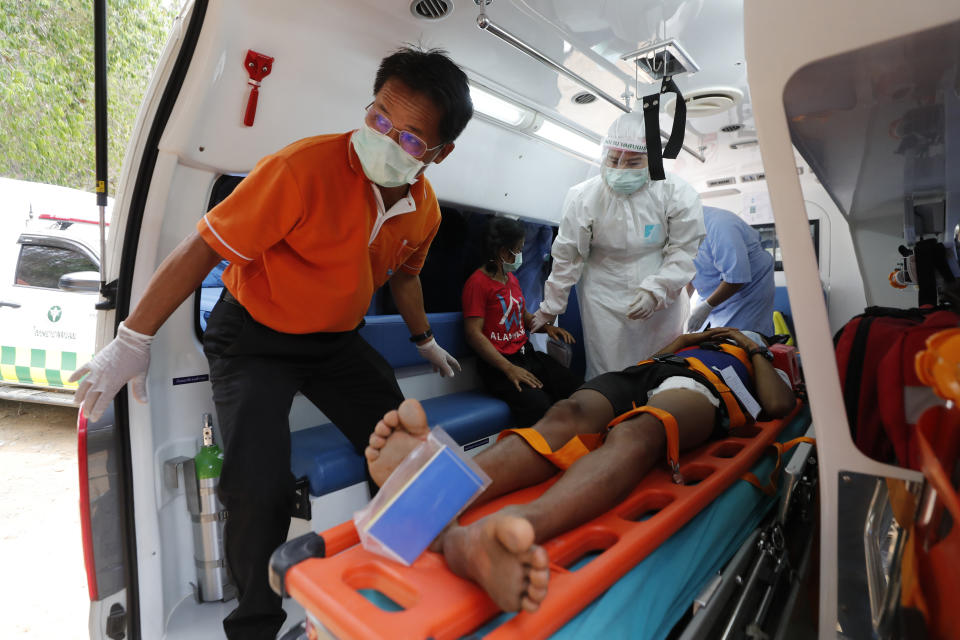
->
[[0, 0, 176, 193]]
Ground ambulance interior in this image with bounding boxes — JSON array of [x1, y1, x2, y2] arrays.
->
[[80, 0, 960, 638]]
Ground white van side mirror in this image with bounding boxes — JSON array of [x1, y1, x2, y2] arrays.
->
[[58, 271, 101, 293]]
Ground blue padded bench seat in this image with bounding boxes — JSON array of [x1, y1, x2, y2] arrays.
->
[[290, 390, 511, 497]]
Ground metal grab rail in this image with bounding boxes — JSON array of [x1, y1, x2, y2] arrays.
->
[[476, 15, 705, 163]]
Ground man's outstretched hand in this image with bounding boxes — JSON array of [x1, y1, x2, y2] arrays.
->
[[69, 322, 154, 422]]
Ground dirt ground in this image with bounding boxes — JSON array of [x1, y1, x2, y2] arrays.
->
[[0, 399, 89, 639]]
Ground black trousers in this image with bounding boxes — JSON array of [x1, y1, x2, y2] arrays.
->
[[476, 344, 584, 426], [202, 293, 403, 640]]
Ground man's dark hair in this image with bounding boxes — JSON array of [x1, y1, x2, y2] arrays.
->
[[374, 46, 473, 143], [483, 216, 525, 267]]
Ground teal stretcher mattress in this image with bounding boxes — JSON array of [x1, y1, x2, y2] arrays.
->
[[468, 406, 812, 640]]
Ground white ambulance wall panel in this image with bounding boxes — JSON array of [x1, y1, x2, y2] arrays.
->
[[157, 0, 594, 225]]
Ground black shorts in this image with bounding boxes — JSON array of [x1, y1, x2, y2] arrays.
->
[[579, 361, 727, 431]]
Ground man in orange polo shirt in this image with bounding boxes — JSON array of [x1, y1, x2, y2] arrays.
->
[[69, 47, 473, 639]]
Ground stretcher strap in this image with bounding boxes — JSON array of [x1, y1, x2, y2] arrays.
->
[[681, 358, 749, 429], [608, 405, 683, 484], [637, 352, 751, 429], [497, 428, 604, 471], [740, 437, 816, 496], [718, 343, 754, 376]]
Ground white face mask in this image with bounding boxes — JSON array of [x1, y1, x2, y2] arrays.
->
[[352, 124, 425, 187], [502, 250, 522, 273]]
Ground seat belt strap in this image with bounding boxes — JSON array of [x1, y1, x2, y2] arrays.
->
[[497, 428, 604, 471], [608, 405, 683, 484]]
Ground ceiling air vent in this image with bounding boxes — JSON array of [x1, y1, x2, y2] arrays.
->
[[706, 176, 737, 188], [720, 123, 743, 133], [572, 91, 597, 105], [410, 0, 452, 20], [667, 87, 743, 118]]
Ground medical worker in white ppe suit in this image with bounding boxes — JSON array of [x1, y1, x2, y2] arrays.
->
[[532, 111, 704, 379]]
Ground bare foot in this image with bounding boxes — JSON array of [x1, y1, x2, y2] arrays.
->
[[364, 398, 430, 486], [443, 513, 550, 612]]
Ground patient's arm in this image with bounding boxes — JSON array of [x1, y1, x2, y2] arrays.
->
[[710, 328, 796, 418], [651, 327, 729, 358]]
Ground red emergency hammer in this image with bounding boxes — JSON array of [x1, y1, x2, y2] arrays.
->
[[243, 50, 274, 126]]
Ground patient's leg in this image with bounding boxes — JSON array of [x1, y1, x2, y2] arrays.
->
[[439, 388, 715, 612], [501, 388, 717, 542], [365, 389, 614, 493]]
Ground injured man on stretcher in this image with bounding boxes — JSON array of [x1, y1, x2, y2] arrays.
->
[[364, 327, 796, 614]]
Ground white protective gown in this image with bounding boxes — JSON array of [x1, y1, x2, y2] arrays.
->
[[542, 173, 704, 379]]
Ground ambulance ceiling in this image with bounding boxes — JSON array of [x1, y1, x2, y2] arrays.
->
[[359, 0, 750, 139]]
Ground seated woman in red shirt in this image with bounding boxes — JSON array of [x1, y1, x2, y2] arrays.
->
[[462, 217, 583, 425]]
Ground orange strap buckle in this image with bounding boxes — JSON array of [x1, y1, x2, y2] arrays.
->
[[497, 428, 604, 471], [740, 436, 816, 495], [608, 405, 683, 484]]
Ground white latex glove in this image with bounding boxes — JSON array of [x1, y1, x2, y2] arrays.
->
[[416, 338, 462, 377], [687, 300, 714, 332], [69, 321, 153, 422], [627, 291, 657, 320], [530, 309, 557, 333]]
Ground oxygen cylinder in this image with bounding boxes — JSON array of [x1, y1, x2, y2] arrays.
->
[[187, 413, 234, 601]]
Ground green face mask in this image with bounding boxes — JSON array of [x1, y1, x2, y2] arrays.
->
[[352, 124, 425, 187], [603, 167, 650, 195], [502, 250, 523, 272]]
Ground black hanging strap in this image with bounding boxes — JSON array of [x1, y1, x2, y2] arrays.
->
[[641, 76, 686, 181]]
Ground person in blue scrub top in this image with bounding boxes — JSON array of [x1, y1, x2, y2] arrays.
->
[[687, 207, 775, 334]]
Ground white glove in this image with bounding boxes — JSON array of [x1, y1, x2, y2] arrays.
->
[[687, 300, 714, 332], [416, 338, 462, 377], [69, 321, 153, 422], [627, 291, 657, 320], [530, 309, 557, 333]]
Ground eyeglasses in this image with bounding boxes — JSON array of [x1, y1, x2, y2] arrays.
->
[[364, 103, 444, 159]]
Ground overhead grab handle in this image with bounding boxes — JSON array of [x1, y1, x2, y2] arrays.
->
[[643, 76, 687, 181], [476, 12, 704, 164]]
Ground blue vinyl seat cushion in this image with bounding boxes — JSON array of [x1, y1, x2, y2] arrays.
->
[[290, 391, 511, 496]]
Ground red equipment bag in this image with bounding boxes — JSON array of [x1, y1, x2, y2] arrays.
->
[[834, 306, 960, 466]]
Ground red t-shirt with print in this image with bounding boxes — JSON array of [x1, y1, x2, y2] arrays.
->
[[462, 269, 528, 355]]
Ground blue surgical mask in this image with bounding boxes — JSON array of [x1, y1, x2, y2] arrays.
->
[[352, 124, 425, 187], [503, 250, 522, 272], [603, 167, 649, 195]]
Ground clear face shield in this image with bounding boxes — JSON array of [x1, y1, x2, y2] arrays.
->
[[601, 146, 650, 195]]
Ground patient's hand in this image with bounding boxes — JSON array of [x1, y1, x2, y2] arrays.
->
[[709, 328, 759, 350]]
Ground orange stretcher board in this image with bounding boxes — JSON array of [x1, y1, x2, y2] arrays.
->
[[285, 401, 804, 640]]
